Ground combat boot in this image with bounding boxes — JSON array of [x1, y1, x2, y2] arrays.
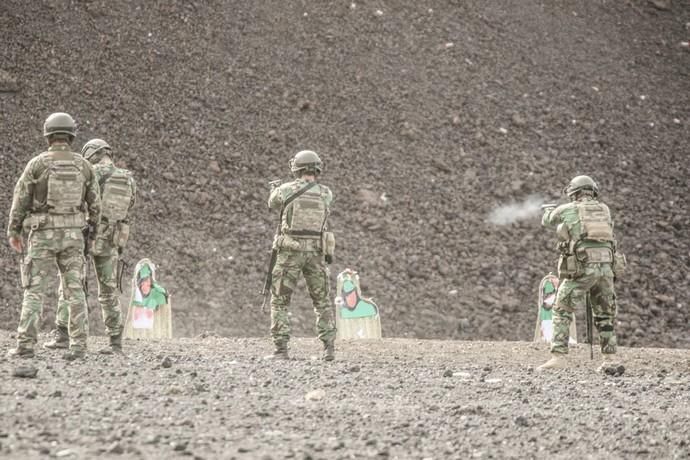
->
[[63, 348, 86, 361], [7, 346, 34, 359], [43, 326, 69, 349], [273, 343, 289, 360], [537, 353, 567, 371], [323, 341, 335, 362], [100, 333, 124, 355]]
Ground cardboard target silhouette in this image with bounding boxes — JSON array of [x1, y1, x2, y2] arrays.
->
[[123, 258, 172, 339], [335, 269, 382, 340], [533, 273, 576, 345]]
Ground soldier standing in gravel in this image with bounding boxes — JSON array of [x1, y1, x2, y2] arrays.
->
[[6, 113, 101, 361], [538, 176, 625, 371], [45, 139, 136, 354], [267, 150, 336, 361]]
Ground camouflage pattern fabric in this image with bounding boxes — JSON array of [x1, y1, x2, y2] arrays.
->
[[268, 178, 333, 236], [56, 253, 121, 336], [19, 229, 89, 350], [551, 264, 617, 354], [270, 250, 335, 346], [55, 158, 135, 338], [268, 178, 335, 348], [7, 144, 100, 239], [542, 196, 618, 355]]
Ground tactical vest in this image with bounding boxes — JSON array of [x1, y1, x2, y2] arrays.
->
[[100, 169, 133, 222], [44, 157, 85, 214], [285, 186, 328, 239], [575, 200, 614, 243]]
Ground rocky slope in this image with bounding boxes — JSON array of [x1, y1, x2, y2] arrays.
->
[[0, 1, 688, 346]]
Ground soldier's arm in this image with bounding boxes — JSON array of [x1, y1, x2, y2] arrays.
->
[[7, 160, 37, 238], [541, 204, 566, 229], [83, 161, 101, 229], [268, 186, 284, 210]]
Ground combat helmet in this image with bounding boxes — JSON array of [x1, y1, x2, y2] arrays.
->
[[81, 138, 112, 162], [289, 150, 323, 176], [564, 175, 599, 199], [43, 112, 76, 139]]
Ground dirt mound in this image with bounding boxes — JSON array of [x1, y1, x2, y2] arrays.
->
[[1, 331, 689, 458], [0, 1, 688, 347]]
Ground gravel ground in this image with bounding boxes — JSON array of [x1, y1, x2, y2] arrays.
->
[[1, 330, 689, 459]]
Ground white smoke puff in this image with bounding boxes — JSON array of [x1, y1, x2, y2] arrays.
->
[[487, 195, 546, 225]]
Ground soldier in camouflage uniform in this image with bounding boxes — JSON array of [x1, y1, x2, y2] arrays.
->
[[268, 150, 336, 361], [45, 139, 136, 354], [538, 176, 621, 371], [6, 113, 100, 360]]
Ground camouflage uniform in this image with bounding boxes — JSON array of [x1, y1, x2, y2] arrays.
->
[[7, 143, 100, 355], [542, 196, 618, 356], [268, 178, 336, 353], [55, 157, 136, 345]]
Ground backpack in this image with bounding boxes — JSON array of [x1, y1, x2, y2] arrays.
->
[[45, 159, 85, 214], [101, 169, 133, 222], [287, 185, 329, 238]]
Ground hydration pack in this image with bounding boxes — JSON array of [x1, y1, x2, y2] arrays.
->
[[101, 169, 133, 222], [46, 159, 85, 213], [576, 201, 614, 242], [287, 186, 328, 238]]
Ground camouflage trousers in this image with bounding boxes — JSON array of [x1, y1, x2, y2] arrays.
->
[[270, 249, 336, 346], [57, 249, 123, 337], [17, 228, 88, 351], [552, 263, 617, 355]]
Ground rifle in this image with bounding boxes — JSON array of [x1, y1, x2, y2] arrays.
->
[[260, 180, 319, 312], [585, 293, 594, 360]]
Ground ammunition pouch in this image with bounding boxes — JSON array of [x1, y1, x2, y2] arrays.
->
[[274, 234, 322, 252], [20, 257, 32, 289], [93, 223, 113, 255], [557, 254, 580, 279], [613, 252, 627, 276], [22, 213, 86, 232], [322, 232, 335, 256], [576, 247, 613, 264], [273, 234, 301, 251], [115, 222, 130, 249]]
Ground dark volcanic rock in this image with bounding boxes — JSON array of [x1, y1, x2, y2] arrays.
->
[[0, 1, 688, 350]]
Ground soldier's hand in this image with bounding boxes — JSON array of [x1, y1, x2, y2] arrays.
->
[[9, 236, 23, 253]]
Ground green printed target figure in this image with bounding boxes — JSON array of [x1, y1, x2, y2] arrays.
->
[[335, 269, 382, 339], [534, 273, 577, 345]]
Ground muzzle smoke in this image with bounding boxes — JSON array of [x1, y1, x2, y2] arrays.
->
[[487, 195, 546, 225]]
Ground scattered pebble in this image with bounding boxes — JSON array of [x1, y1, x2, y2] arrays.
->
[[514, 415, 530, 427], [12, 366, 38, 378], [161, 357, 173, 368], [305, 389, 326, 401]]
